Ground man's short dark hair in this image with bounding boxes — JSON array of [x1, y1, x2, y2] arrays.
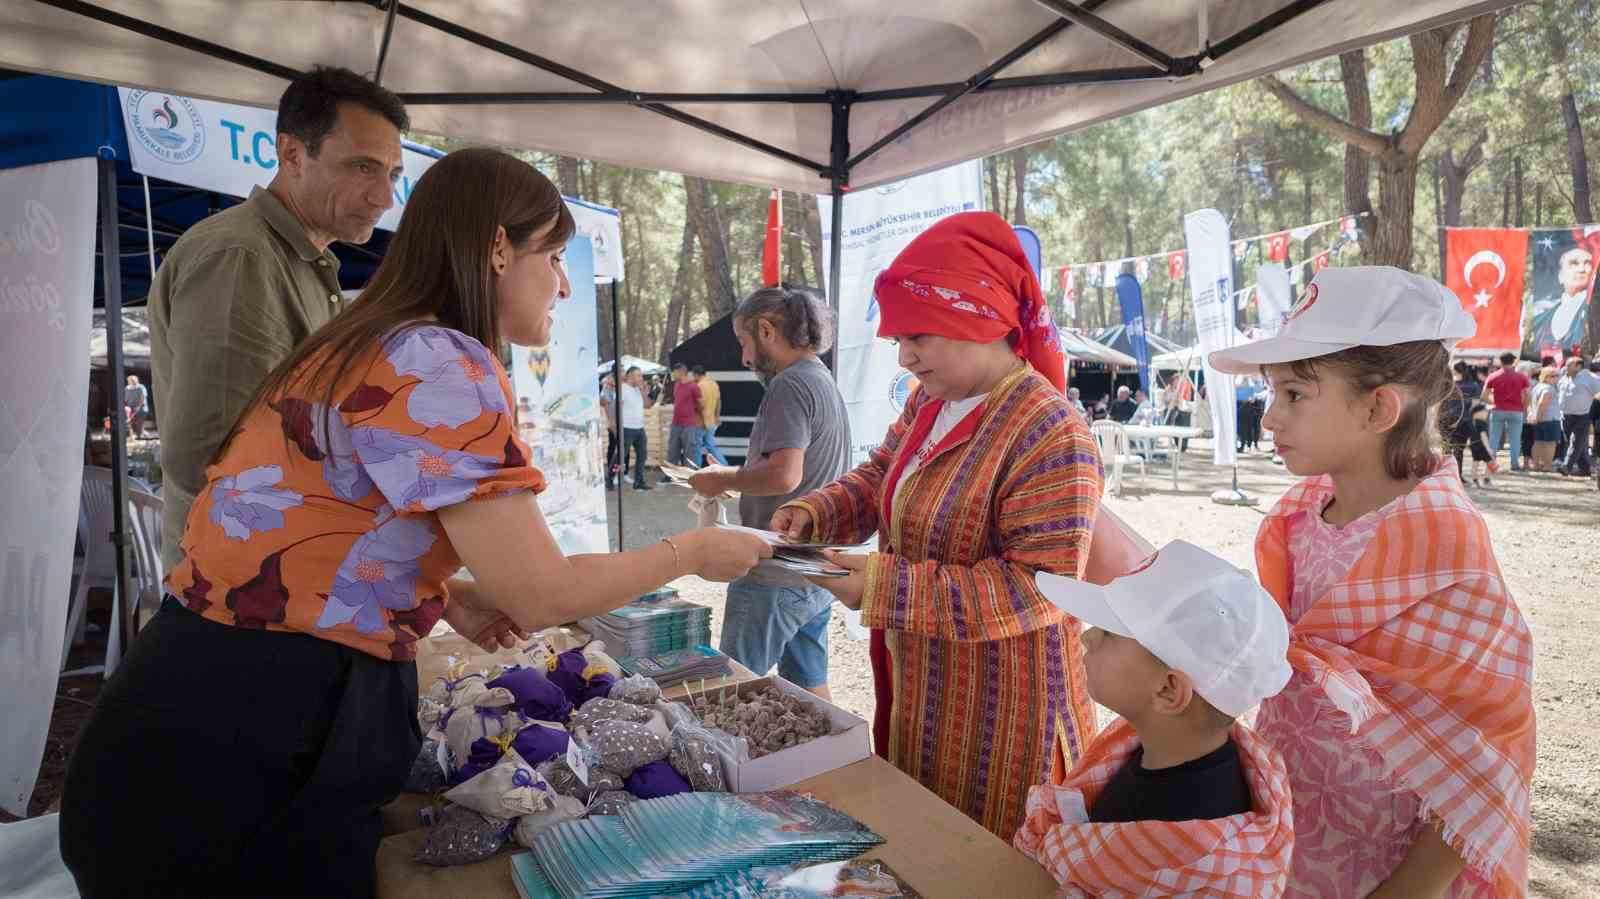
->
[[626, 366, 641, 376], [672, 362, 687, 372], [1499, 352, 1518, 366], [691, 364, 707, 376], [278, 66, 409, 156]]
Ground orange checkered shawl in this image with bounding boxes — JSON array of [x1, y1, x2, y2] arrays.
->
[[1256, 465, 1534, 897], [1014, 719, 1294, 897]]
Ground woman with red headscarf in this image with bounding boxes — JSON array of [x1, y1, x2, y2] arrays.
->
[[773, 212, 1102, 839]]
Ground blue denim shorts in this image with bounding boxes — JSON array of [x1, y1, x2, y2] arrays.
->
[[1534, 420, 1562, 442], [719, 577, 833, 688]]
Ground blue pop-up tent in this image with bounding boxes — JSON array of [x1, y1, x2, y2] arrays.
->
[[0, 71, 431, 662], [0, 73, 413, 306]]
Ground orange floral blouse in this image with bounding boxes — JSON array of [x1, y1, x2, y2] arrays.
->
[[165, 324, 545, 661]]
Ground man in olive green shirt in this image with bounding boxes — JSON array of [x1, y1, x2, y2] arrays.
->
[[149, 67, 407, 568]]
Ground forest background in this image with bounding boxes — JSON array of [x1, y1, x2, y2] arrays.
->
[[414, 0, 1598, 360]]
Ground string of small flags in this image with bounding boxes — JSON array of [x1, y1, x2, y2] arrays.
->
[[1050, 212, 1369, 300]]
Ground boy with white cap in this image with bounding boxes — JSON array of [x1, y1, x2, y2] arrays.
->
[[1206, 266, 1533, 898], [1014, 540, 1295, 897]]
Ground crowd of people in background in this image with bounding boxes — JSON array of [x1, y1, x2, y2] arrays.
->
[[1440, 351, 1600, 488]]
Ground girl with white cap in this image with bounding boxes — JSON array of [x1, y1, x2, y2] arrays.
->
[[1209, 267, 1534, 898]]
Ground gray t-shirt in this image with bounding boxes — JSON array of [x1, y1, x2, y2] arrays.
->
[[740, 357, 850, 532]]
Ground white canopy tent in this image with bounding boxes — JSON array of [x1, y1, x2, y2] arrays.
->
[[1061, 330, 1138, 368], [3, 1, 1512, 195], [4, 0, 1516, 315], [597, 355, 668, 378]]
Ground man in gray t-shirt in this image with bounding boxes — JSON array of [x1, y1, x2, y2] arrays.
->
[[738, 357, 849, 530], [690, 287, 849, 700]]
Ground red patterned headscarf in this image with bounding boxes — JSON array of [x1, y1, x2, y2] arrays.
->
[[872, 211, 1067, 392]]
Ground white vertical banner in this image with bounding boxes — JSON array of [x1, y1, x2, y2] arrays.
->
[[1255, 262, 1292, 338], [0, 158, 95, 814], [819, 160, 984, 466], [509, 236, 609, 556], [1183, 209, 1239, 467]]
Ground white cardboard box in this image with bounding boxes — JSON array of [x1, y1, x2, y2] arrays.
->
[[693, 675, 871, 793]]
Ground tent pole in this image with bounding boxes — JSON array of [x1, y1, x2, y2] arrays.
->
[[825, 93, 850, 374], [98, 156, 135, 652], [374, 0, 401, 84], [141, 175, 157, 279], [611, 280, 625, 551]]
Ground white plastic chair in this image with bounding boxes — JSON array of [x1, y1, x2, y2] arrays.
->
[[64, 467, 133, 677], [127, 486, 166, 629], [1090, 421, 1146, 497]]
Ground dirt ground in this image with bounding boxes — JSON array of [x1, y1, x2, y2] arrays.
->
[[610, 444, 1600, 897], [16, 444, 1597, 895]]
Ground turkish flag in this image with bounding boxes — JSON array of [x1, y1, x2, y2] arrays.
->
[[1059, 266, 1078, 300], [1168, 251, 1186, 281], [1446, 228, 1529, 351], [1312, 251, 1331, 272], [1266, 231, 1290, 262], [761, 188, 782, 287]]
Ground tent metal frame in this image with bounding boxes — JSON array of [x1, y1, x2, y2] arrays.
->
[[29, 0, 1332, 640]]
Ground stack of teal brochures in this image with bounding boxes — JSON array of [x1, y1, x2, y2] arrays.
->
[[616, 645, 731, 689], [511, 792, 884, 899], [581, 589, 713, 658]]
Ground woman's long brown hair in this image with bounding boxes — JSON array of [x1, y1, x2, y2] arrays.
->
[[212, 147, 575, 463]]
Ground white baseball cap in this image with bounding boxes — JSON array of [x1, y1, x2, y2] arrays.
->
[[1208, 266, 1476, 375], [1036, 540, 1291, 717]]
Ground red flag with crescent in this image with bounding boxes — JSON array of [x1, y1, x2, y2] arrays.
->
[[761, 188, 782, 287], [1446, 228, 1529, 351], [1168, 251, 1186, 281], [1266, 231, 1291, 262], [1312, 251, 1331, 272]]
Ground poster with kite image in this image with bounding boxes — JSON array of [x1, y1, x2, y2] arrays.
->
[[510, 235, 609, 554]]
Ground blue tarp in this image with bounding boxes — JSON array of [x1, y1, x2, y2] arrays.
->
[[0, 74, 445, 305]]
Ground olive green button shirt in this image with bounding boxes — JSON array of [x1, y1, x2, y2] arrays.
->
[[148, 187, 343, 570]]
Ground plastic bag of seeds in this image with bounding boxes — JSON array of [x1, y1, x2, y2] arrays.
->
[[586, 790, 634, 816], [586, 719, 668, 778], [608, 673, 662, 706], [413, 803, 510, 867], [404, 737, 449, 794], [667, 722, 729, 792], [571, 697, 653, 730]]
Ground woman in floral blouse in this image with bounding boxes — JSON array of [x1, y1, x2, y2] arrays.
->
[[59, 148, 768, 897]]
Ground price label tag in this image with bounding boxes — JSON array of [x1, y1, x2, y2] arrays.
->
[[566, 739, 590, 786]]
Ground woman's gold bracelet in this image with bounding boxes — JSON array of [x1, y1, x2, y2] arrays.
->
[[661, 536, 683, 573]]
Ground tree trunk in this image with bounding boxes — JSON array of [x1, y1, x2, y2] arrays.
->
[[1010, 149, 1030, 225], [801, 193, 826, 290], [1262, 16, 1495, 271], [1338, 51, 1375, 225], [683, 176, 737, 319], [987, 157, 1003, 213], [1302, 170, 1314, 223], [1438, 134, 1485, 226], [1560, 93, 1594, 223], [555, 156, 581, 198], [1501, 177, 1511, 227], [1513, 157, 1525, 227], [1369, 154, 1418, 268], [659, 216, 696, 363]]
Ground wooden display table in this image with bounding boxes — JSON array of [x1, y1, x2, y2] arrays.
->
[[374, 756, 1059, 899]]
